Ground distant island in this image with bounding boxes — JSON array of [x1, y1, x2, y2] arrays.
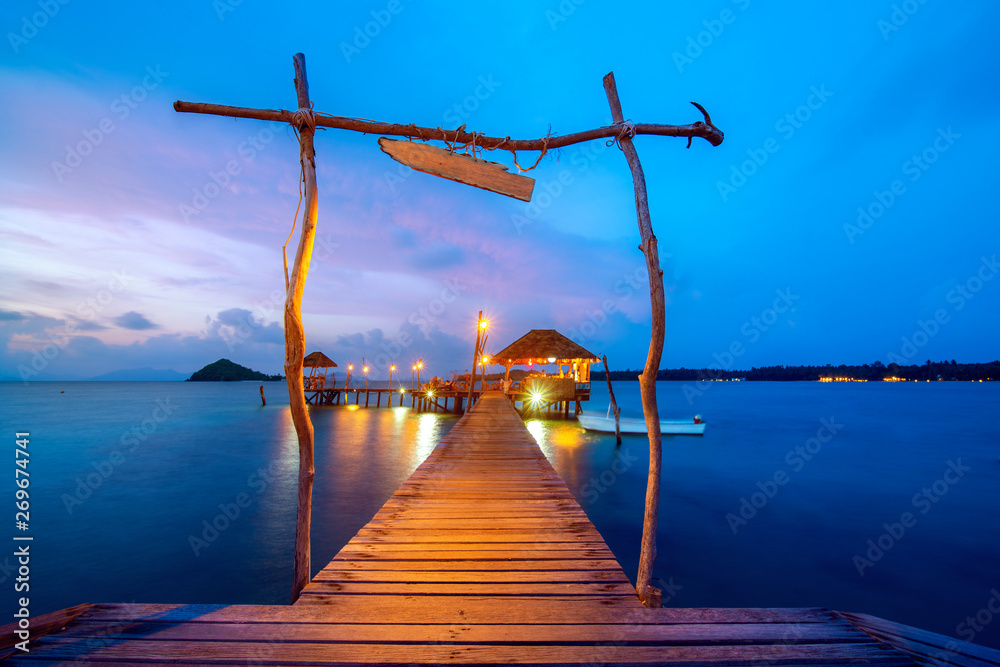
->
[[187, 359, 283, 382], [592, 360, 999, 382]]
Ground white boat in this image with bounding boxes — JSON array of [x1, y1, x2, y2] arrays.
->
[[577, 412, 706, 435]]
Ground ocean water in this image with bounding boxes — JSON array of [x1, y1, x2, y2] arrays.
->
[[1, 380, 997, 649]]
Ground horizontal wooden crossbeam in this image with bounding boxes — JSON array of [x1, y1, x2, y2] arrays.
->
[[173, 100, 724, 149]]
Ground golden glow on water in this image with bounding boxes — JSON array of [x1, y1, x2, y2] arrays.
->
[[550, 425, 584, 449], [414, 413, 439, 461], [347, 404, 359, 410], [525, 419, 545, 446], [523, 418, 588, 489], [276, 408, 302, 465]]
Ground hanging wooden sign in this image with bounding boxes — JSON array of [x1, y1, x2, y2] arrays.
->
[[378, 137, 535, 202]]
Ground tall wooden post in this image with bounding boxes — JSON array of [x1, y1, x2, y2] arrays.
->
[[604, 72, 666, 608], [478, 334, 489, 393], [467, 311, 483, 408], [286, 53, 319, 603], [602, 355, 622, 446]]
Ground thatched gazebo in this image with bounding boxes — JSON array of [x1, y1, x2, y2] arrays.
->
[[303, 351, 337, 390], [492, 330, 599, 406]]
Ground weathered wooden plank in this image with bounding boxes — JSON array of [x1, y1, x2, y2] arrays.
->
[[327, 559, 625, 572], [312, 569, 631, 584], [298, 581, 638, 596], [64, 603, 843, 626], [21, 638, 916, 665], [54, 620, 872, 644], [839, 612, 1000, 666], [0, 602, 92, 654], [379, 138, 535, 202]]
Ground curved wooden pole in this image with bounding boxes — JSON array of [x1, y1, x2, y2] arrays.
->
[[602, 354, 622, 446], [173, 100, 724, 149], [287, 52, 318, 603], [604, 71, 666, 609]]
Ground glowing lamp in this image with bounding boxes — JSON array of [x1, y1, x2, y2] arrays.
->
[[547, 357, 556, 363]]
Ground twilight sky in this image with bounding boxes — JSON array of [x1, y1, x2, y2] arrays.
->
[[1, 1, 998, 381]]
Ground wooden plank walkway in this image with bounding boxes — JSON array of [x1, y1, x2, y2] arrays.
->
[[295, 391, 636, 606], [5, 393, 998, 664]]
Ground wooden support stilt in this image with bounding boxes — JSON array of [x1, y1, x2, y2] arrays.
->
[[603, 354, 622, 446], [604, 72, 666, 609], [259, 385, 266, 406]]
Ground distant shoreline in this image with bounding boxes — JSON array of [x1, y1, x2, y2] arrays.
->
[[592, 359, 999, 382]]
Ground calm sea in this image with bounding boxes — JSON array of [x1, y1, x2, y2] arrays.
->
[[1, 380, 997, 648]]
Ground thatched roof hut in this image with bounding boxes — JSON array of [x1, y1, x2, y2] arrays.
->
[[492, 329, 599, 398], [303, 351, 337, 389], [303, 351, 337, 368], [492, 330, 598, 366]]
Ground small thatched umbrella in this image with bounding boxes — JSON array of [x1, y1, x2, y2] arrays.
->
[[303, 351, 337, 389]]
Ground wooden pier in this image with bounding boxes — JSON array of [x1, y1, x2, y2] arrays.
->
[[5, 393, 999, 665], [305, 386, 472, 413], [306, 384, 590, 417]]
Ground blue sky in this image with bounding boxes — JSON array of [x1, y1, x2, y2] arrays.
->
[[1, 0, 998, 380]]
